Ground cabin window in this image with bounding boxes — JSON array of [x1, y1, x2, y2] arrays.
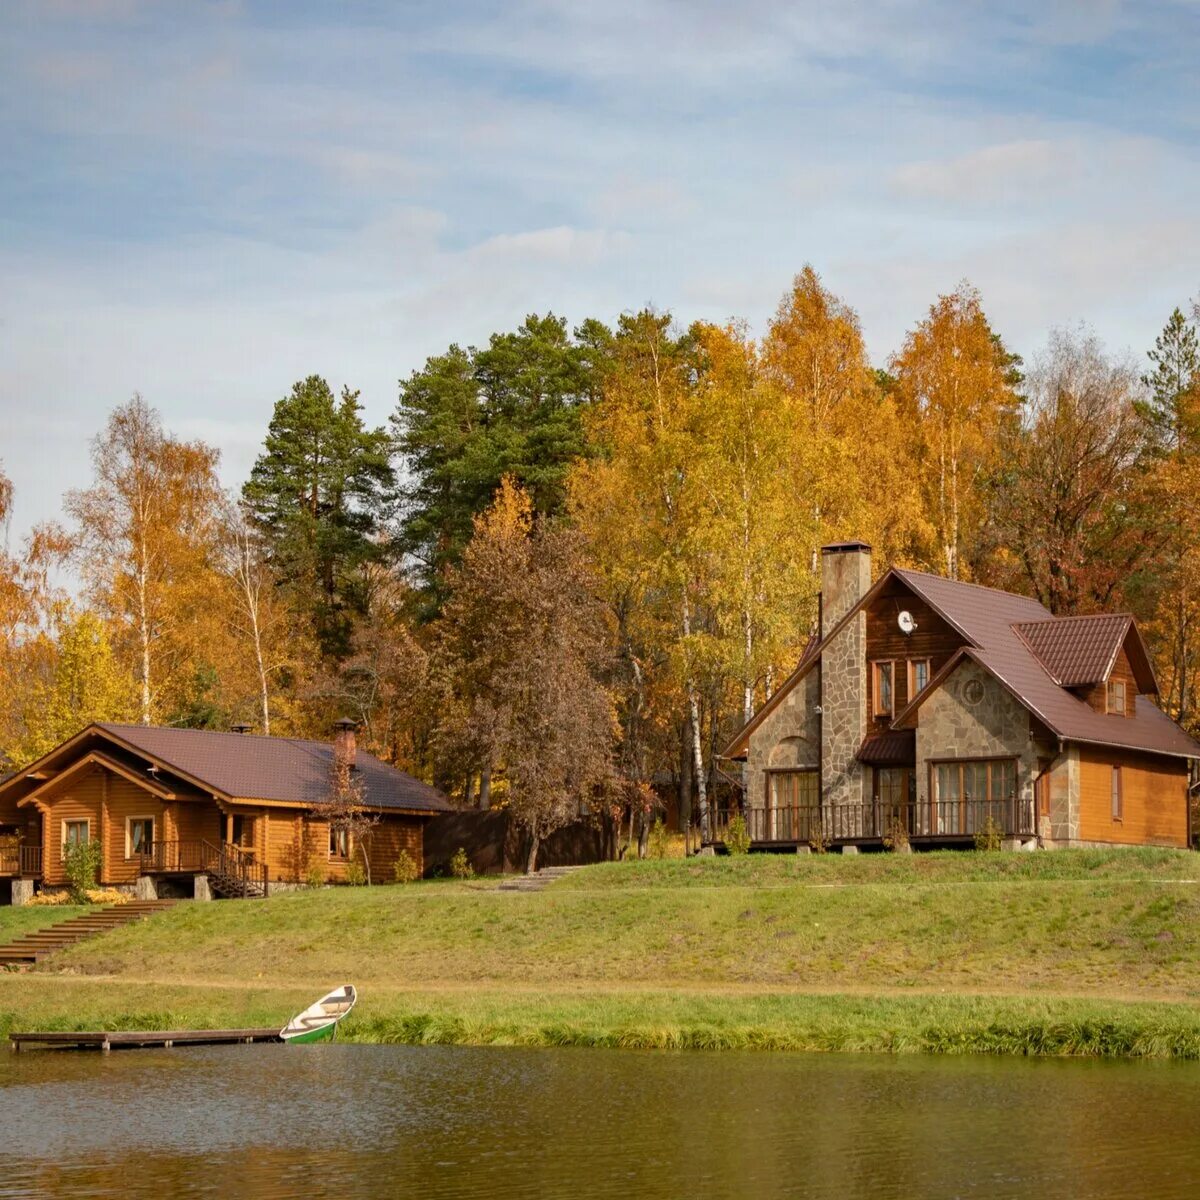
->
[[908, 659, 930, 698], [872, 661, 894, 717], [766, 770, 819, 841], [1111, 766, 1123, 821], [1107, 679, 1127, 715], [931, 759, 1018, 835], [62, 820, 89, 848], [329, 826, 350, 859], [126, 817, 154, 858]]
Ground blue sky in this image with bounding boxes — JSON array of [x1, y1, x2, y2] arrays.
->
[[3, 0, 1199, 545]]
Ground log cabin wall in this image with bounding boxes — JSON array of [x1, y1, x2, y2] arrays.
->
[[1078, 647, 1137, 715], [1077, 747, 1188, 847], [865, 589, 967, 724]]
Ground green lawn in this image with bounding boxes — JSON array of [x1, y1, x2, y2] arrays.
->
[[3, 850, 1199, 1057], [0, 904, 88, 945]]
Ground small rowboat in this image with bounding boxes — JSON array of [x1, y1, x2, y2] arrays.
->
[[280, 985, 357, 1044]]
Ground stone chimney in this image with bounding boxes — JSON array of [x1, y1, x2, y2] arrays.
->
[[230, 722, 252, 735], [820, 541, 872, 638], [332, 717, 358, 770]]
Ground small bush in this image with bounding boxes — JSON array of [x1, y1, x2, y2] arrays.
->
[[84, 888, 129, 905], [724, 814, 751, 856], [26, 889, 73, 907], [449, 847, 474, 880], [882, 816, 910, 852], [344, 861, 367, 886], [809, 821, 830, 855], [305, 860, 327, 889], [393, 849, 420, 884], [974, 815, 1003, 852], [647, 820, 670, 859], [63, 839, 103, 903]]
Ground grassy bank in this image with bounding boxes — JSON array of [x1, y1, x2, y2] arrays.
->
[[3, 850, 1199, 1058]]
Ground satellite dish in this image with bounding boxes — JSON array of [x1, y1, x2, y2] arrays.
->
[[897, 610, 917, 635]]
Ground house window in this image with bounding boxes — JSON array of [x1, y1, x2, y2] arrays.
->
[[1111, 766, 1123, 821], [329, 826, 350, 859], [908, 659, 930, 697], [766, 770, 819, 841], [1107, 680, 1127, 715], [872, 661, 894, 717], [931, 759, 1018, 835], [62, 820, 89, 849], [126, 817, 154, 858]]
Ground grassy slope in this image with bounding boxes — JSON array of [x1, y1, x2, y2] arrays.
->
[[0, 905, 88, 942], [3, 850, 1200, 1057]]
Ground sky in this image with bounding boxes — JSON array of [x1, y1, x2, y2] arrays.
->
[[3, 0, 1200, 546]]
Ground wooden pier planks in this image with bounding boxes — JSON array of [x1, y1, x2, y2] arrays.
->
[[9, 1027, 281, 1052]]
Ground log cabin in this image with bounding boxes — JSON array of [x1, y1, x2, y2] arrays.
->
[[721, 542, 1200, 852], [0, 719, 449, 902]]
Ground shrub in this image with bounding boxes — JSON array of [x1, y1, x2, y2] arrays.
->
[[344, 861, 367, 886], [974, 815, 1003, 852], [26, 889, 73, 907], [647, 820, 670, 859], [393, 849, 420, 884], [84, 888, 129, 905], [809, 820, 830, 855], [305, 860, 327, 889], [449, 847, 474, 880], [882, 816, 910, 852], [63, 839, 103, 903], [724, 814, 751, 856]]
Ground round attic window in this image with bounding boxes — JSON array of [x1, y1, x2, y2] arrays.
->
[[962, 678, 986, 706]]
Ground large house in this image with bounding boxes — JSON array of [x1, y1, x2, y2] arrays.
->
[[722, 542, 1199, 851], [0, 720, 449, 902]]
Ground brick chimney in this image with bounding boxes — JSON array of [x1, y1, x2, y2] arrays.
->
[[332, 717, 358, 770], [820, 541, 872, 638]]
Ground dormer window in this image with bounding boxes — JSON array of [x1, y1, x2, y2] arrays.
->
[[1107, 679, 1127, 716]]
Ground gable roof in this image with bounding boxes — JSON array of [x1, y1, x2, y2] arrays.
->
[[724, 565, 1200, 762], [0, 724, 451, 814], [1013, 613, 1157, 692]]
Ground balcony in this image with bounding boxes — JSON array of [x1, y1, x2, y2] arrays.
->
[[0, 845, 43, 877], [710, 796, 1036, 849]]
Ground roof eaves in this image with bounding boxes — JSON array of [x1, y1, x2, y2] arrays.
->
[[94, 724, 234, 801]]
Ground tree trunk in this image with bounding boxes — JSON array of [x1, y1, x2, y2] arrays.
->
[[681, 594, 709, 838], [678, 721, 692, 846], [464, 773, 476, 808], [637, 811, 650, 859], [479, 764, 492, 811], [525, 832, 540, 874]]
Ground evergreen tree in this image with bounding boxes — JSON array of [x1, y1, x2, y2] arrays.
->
[[243, 376, 394, 658], [1140, 307, 1200, 453], [393, 313, 611, 598]]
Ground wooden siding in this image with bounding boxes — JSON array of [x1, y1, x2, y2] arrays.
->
[[1078, 747, 1188, 847], [1078, 646, 1137, 715], [866, 589, 966, 724], [299, 814, 423, 884]]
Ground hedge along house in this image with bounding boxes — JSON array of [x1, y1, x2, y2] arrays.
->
[[721, 542, 1200, 852], [0, 720, 449, 903]]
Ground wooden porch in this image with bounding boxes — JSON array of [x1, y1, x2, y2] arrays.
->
[[138, 840, 269, 898], [709, 797, 1037, 850], [0, 845, 43, 878]]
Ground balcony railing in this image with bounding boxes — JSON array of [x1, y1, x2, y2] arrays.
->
[[0, 845, 43, 877], [711, 796, 1036, 846], [138, 840, 267, 897]]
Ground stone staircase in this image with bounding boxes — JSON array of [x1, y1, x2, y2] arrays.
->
[[496, 865, 588, 892], [0, 900, 176, 966]]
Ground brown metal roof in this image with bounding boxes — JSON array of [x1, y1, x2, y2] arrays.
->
[[856, 730, 915, 765], [95, 724, 451, 812], [1013, 614, 1133, 687]]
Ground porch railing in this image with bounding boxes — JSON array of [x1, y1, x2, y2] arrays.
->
[[0, 845, 43, 877], [138, 840, 268, 897], [711, 796, 1036, 846]]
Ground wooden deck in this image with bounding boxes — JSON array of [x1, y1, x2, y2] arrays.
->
[[10, 1028, 282, 1052]]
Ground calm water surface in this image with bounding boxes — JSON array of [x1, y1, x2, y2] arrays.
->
[[1, 1044, 1199, 1198]]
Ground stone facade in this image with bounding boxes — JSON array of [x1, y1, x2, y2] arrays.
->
[[821, 615, 867, 811], [914, 659, 1039, 818], [1043, 746, 1080, 845], [746, 670, 819, 817]]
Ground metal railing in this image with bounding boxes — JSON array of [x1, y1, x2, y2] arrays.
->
[[711, 796, 1036, 846]]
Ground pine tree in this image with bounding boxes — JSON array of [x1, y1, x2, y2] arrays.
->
[[1140, 307, 1200, 453]]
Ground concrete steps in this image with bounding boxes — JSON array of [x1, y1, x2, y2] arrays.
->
[[496, 864, 588, 892], [0, 900, 176, 965]]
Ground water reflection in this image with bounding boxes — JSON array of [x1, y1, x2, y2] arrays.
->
[[2, 1044, 1198, 1198]]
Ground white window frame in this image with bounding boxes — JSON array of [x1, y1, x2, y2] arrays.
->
[[328, 825, 350, 860], [125, 815, 155, 859], [1107, 679, 1127, 716], [62, 819, 90, 850]]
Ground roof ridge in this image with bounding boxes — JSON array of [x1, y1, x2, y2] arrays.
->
[[1016, 612, 1133, 626], [893, 567, 1049, 605]]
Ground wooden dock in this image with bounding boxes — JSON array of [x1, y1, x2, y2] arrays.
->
[[9, 1028, 281, 1052]]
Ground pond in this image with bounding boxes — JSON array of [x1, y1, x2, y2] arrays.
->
[[2, 1044, 1199, 1198]]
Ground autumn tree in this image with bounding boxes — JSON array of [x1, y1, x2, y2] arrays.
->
[[66, 397, 225, 725], [988, 328, 1152, 614], [393, 314, 612, 599], [892, 283, 1022, 579], [243, 376, 394, 658], [432, 479, 615, 870], [310, 725, 381, 884]]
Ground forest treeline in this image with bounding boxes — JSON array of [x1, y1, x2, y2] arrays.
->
[[3, 268, 1199, 857]]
